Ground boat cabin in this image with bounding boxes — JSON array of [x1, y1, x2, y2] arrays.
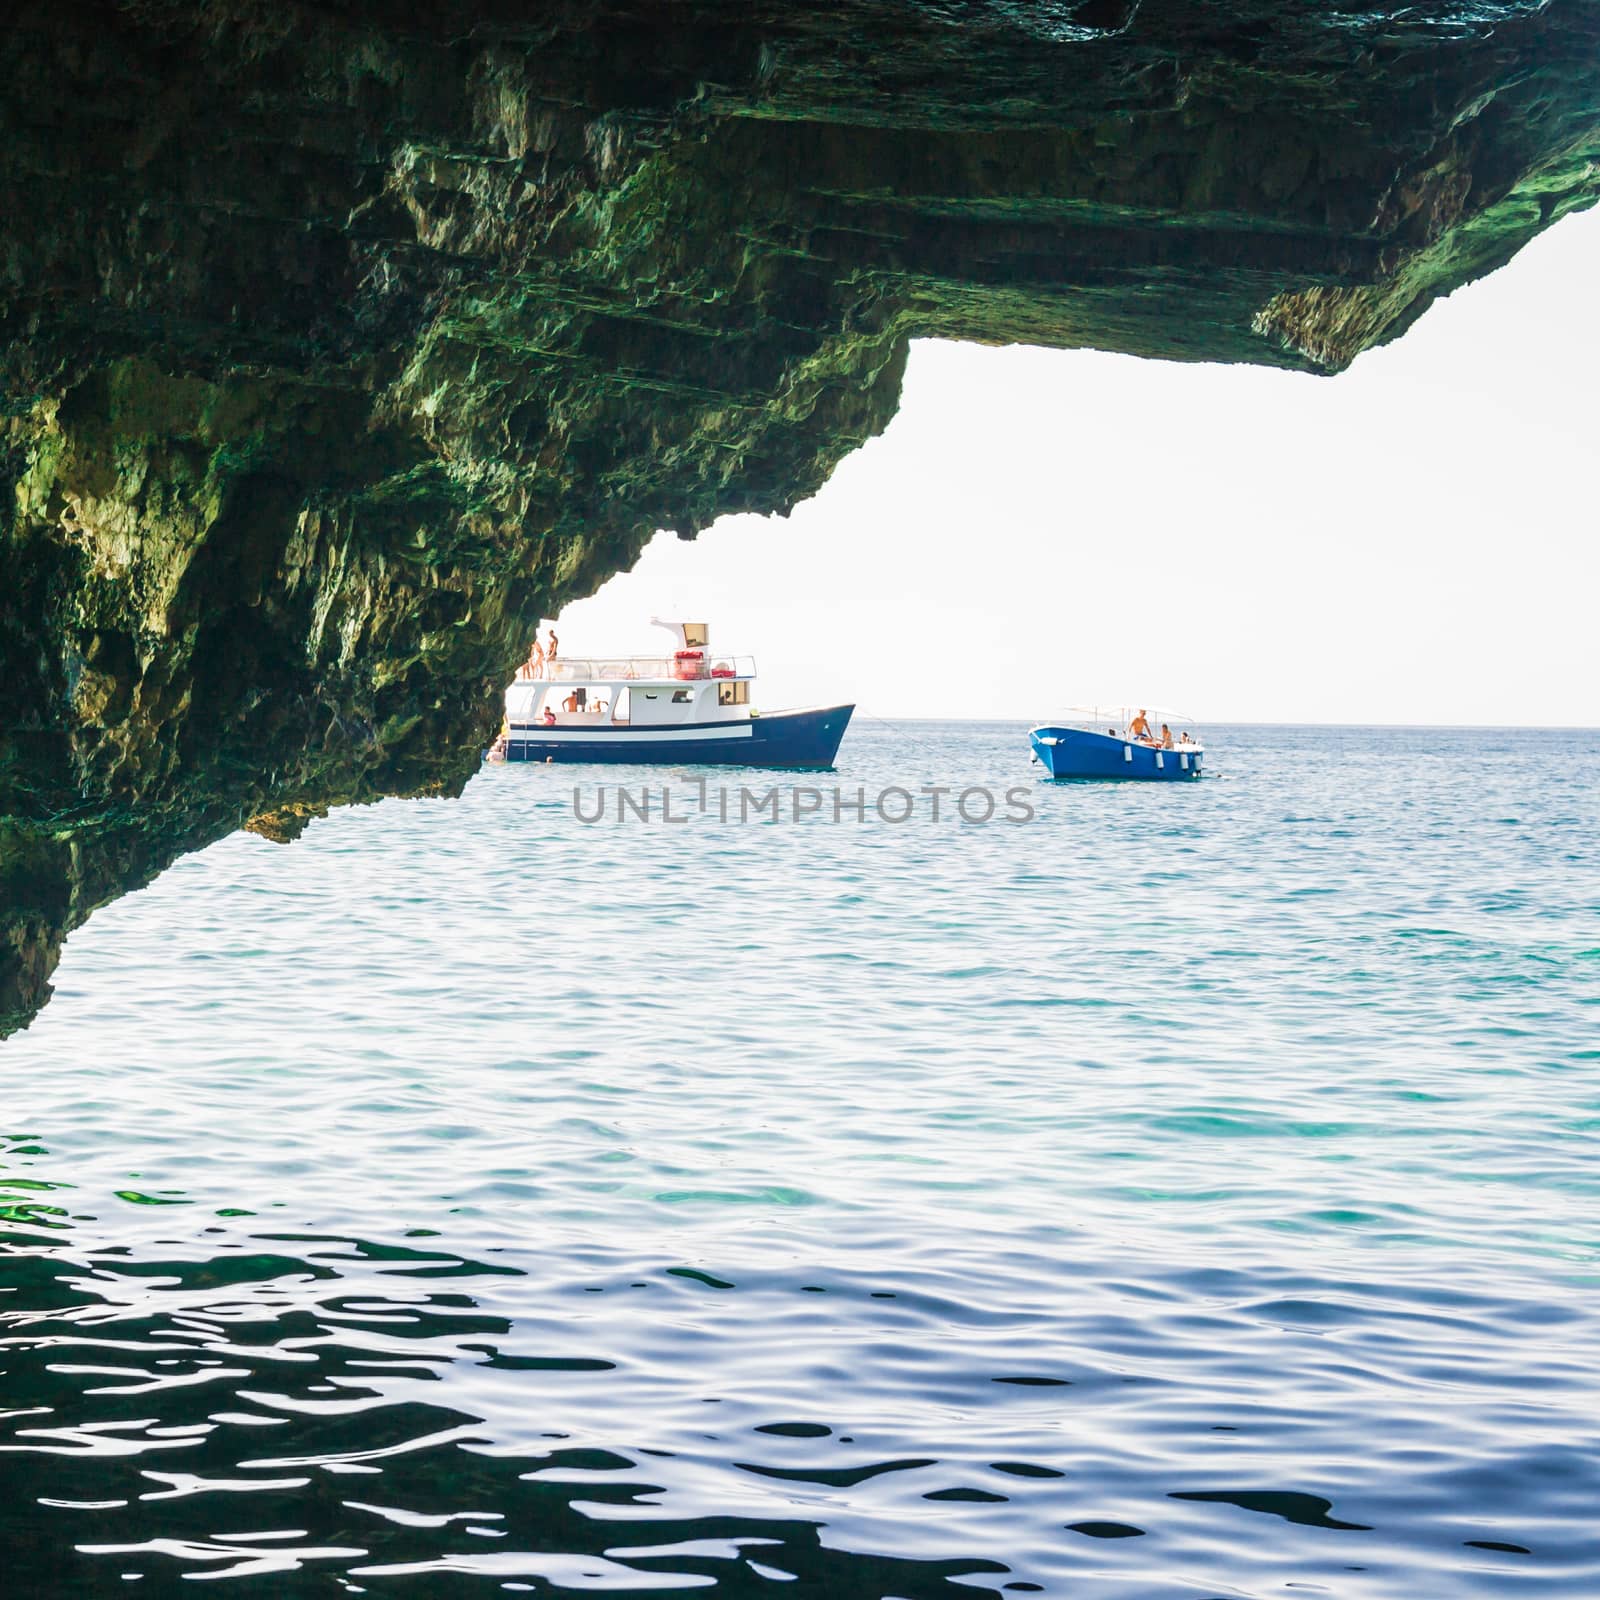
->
[[506, 621, 758, 730]]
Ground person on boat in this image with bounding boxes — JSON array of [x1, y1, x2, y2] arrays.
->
[[562, 690, 581, 713], [523, 637, 545, 680], [542, 704, 557, 725], [546, 630, 559, 668], [1179, 731, 1193, 746], [1160, 723, 1175, 749], [1129, 708, 1154, 743]]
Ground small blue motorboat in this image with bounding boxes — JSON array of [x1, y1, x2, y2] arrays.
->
[[489, 620, 853, 769], [1029, 706, 1204, 781]]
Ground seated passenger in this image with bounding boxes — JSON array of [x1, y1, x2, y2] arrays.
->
[[1129, 708, 1154, 743], [541, 705, 557, 725], [1160, 723, 1175, 749]]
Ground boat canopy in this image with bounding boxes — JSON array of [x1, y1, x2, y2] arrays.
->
[[541, 653, 755, 683], [650, 618, 709, 650]]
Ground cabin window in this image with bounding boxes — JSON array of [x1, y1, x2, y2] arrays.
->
[[718, 681, 748, 706], [672, 689, 693, 704], [683, 622, 709, 648]]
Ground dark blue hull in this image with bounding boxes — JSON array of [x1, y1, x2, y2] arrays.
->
[[503, 704, 853, 769], [1030, 726, 1203, 781]]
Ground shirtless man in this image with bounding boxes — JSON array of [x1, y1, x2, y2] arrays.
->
[[1129, 708, 1154, 743], [1160, 723, 1175, 749], [562, 690, 581, 713]]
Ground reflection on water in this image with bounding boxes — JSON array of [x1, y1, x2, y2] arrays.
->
[[7, 1180, 1598, 1595], [4, 723, 1599, 1594], [3, 1205, 1020, 1590]]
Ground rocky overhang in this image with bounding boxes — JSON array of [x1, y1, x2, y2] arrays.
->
[[3, 0, 1598, 1032]]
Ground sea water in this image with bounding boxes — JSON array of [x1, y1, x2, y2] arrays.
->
[[3, 721, 1598, 1596]]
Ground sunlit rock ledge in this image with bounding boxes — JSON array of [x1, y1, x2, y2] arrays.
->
[[3, 0, 1598, 1034]]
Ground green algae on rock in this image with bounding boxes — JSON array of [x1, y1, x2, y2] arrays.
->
[[4, 0, 1600, 1033]]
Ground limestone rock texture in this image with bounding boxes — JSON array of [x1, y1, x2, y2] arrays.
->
[[3, 1, 1599, 1032]]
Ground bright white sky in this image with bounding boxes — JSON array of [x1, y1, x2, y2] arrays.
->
[[551, 206, 1599, 725]]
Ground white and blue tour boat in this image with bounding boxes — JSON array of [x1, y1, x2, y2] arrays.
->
[[493, 621, 853, 768], [1029, 706, 1204, 780]]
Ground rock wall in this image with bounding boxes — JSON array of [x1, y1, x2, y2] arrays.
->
[[4, 1, 1599, 1032]]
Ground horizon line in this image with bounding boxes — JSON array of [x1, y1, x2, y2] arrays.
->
[[845, 713, 1600, 731]]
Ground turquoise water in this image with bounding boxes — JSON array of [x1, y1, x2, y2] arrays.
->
[[4, 721, 1599, 1596]]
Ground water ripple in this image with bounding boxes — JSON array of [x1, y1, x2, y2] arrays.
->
[[3, 722, 1598, 1595]]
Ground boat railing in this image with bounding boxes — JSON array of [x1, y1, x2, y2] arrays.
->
[[520, 654, 757, 683], [1040, 705, 1203, 743]]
